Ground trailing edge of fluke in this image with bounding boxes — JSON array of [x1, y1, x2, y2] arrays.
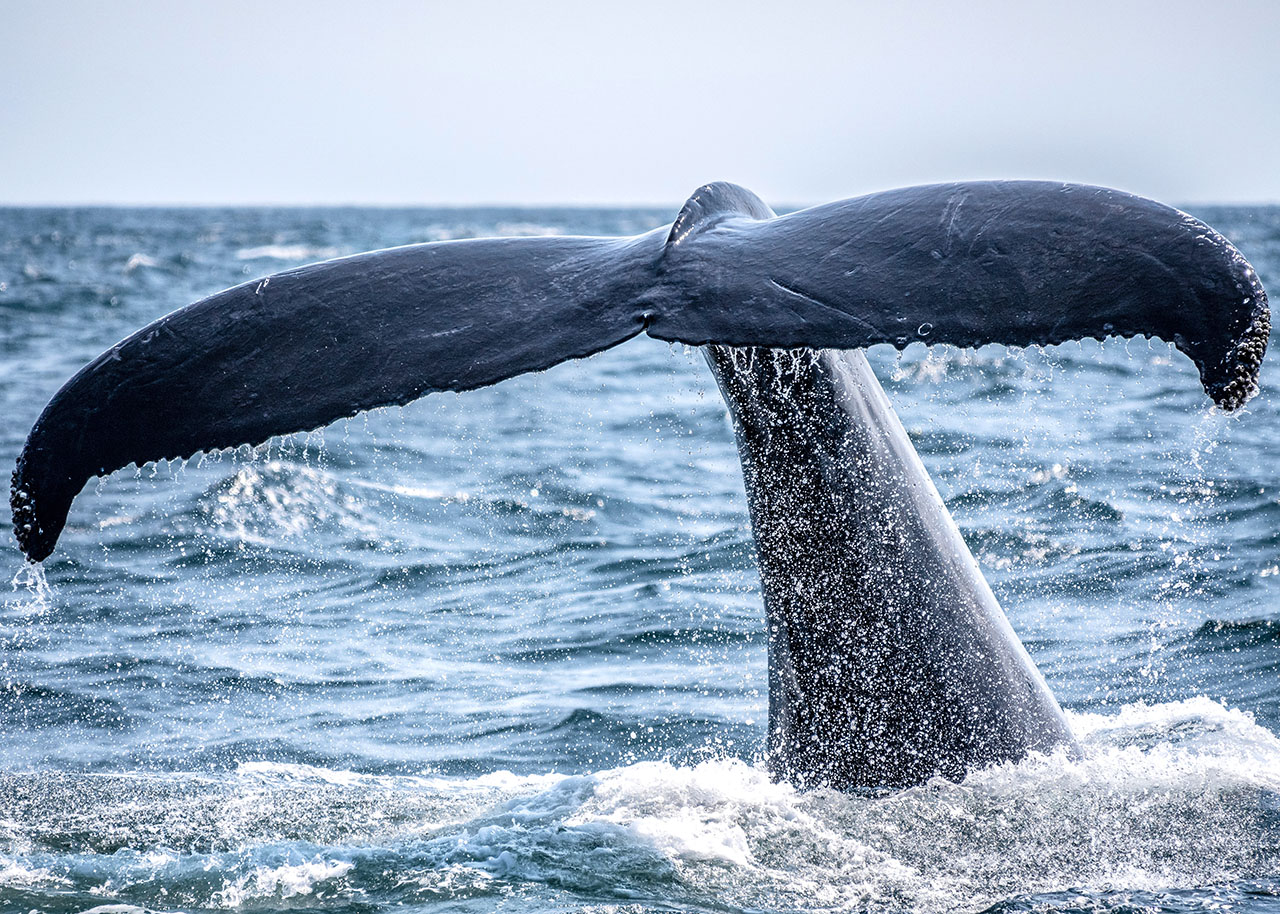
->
[[11, 181, 1271, 562]]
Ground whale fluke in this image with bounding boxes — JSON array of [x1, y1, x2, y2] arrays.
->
[[651, 182, 1269, 409], [11, 181, 1268, 563], [11, 235, 656, 561]]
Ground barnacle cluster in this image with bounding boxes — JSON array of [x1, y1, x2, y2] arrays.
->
[[10, 464, 40, 561], [1213, 297, 1270, 412]]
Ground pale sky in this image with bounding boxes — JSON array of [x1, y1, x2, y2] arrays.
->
[[3, 0, 1279, 206]]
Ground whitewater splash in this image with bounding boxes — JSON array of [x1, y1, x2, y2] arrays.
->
[[1, 699, 1276, 913]]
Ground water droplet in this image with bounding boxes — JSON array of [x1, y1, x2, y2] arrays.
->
[[918, 322, 933, 337], [11, 562, 52, 611]]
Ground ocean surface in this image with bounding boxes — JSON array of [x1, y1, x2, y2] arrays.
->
[[0, 203, 1278, 914]]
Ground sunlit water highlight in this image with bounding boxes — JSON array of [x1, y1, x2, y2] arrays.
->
[[1, 205, 1278, 913]]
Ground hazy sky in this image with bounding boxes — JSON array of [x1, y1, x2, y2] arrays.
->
[[4, 1, 1279, 206]]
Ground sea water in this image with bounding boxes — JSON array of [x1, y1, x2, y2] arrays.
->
[[1, 205, 1278, 913]]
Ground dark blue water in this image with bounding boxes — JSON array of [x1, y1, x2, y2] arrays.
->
[[1, 205, 1278, 914]]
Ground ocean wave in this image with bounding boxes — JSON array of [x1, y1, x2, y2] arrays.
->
[[503, 625, 759, 662], [1186, 617, 1280, 649], [212, 857, 354, 907], [234, 244, 342, 261], [1, 699, 1277, 913], [0, 680, 133, 730], [122, 253, 160, 274]]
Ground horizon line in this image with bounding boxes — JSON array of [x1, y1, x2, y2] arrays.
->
[[4, 197, 1280, 210]]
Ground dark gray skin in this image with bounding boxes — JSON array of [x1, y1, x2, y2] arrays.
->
[[707, 345, 1075, 788], [10, 182, 1269, 790]]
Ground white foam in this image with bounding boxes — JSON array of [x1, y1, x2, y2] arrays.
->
[[566, 758, 801, 867], [236, 760, 370, 787], [123, 253, 159, 273], [213, 858, 353, 907], [0, 858, 68, 889], [234, 760, 567, 799], [3, 700, 1276, 913], [416, 698, 1280, 911]]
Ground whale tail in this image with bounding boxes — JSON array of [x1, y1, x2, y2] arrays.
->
[[12, 181, 1269, 561]]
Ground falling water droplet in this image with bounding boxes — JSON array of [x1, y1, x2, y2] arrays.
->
[[11, 561, 52, 611], [918, 322, 933, 337]]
